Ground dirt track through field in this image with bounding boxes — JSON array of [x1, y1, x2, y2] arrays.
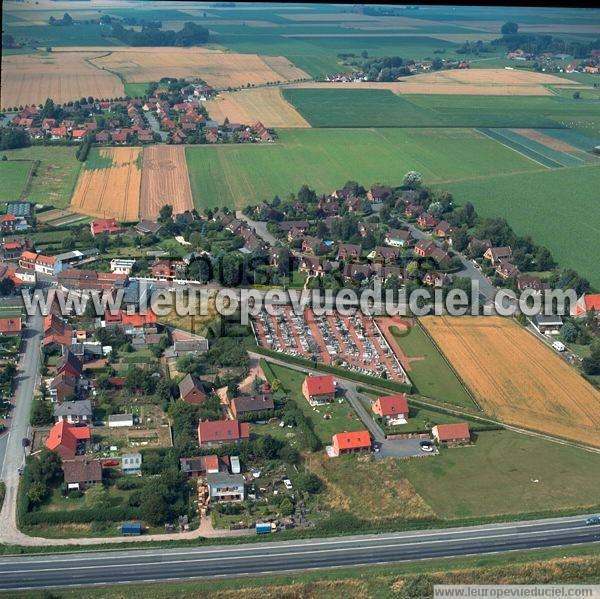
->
[[70, 147, 141, 221], [140, 146, 194, 219], [422, 316, 600, 446]]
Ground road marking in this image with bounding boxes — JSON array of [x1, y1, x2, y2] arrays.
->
[[2, 524, 594, 574]]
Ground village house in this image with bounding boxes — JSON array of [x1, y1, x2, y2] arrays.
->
[[279, 220, 309, 235], [198, 419, 250, 447], [110, 259, 136, 275], [371, 264, 405, 284], [517, 275, 549, 293], [58, 269, 128, 292], [385, 229, 413, 248], [179, 373, 207, 404], [0, 316, 22, 337], [433, 221, 454, 238], [417, 213, 439, 230], [121, 453, 142, 475], [404, 203, 424, 219], [414, 239, 449, 264], [532, 314, 563, 336], [302, 374, 335, 405], [180, 454, 222, 478], [331, 430, 371, 456], [372, 394, 409, 425], [432, 422, 470, 444], [345, 196, 361, 212], [358, 221, 378, 238], [299, 255, 332, 277], [368, 246, 401, 263], [573, 293, 600, 318], [301, 236, 327, 255], [53, 400, 92, 424], [45, 421, 90, 459], [337, 243, 362, 262], [62, 459, 102, 491], [367, 185, 392, 203], [49, 372, 78, 403], [90, 218, 121, 236], [422, 271, 451, 287], [230, 393, 274, 419], [495, 261, 520, 280], [343, 263, 372, 282], [207, 472, 245, 503], [484, 246, 512, 266], [135, 219, 162, 236]]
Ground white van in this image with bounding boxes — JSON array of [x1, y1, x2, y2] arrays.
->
[[552, 341, 566, 352]]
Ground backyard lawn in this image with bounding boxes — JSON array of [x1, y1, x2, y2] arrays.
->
[[266, 363, 364, 443]]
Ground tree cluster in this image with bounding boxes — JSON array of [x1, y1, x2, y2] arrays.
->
[[110, 22, 209, 47]]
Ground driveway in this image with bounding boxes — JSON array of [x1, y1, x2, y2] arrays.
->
[[236, 211, 278, 246], [378, 437, 437, 459]]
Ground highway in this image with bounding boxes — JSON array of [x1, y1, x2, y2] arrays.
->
[[0, 515, 598, 591]]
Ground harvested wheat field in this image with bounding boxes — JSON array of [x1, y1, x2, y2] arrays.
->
[[140, 146, 193, 219], [90, 48, 309, 89], [204, 88, 310, 128], [422, 316, 600, 446], [70, 147, 141, 221], [0, 50, 124, 109]]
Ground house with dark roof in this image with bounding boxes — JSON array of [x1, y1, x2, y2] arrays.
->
[[337, 244, 362, 262], [230, 394, 274, 419], [484, 246, 512, 266], [385, 229, 414, 248], [53, 400, 92, 424], [368, 246, 401, 263], [62, 459, 102, 490], [179, 374, 207, 404], [367, 185, 392, 203]]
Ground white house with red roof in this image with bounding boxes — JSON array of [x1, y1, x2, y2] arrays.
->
[[302, 374, 335, 405], [372, 393, 409, 425]]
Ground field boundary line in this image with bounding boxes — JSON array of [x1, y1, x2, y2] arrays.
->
[[476, 128, 553, 169], [19, 159, 39, 201]]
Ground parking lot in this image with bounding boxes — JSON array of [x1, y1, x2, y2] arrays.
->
[[252, 308, 409, 383]]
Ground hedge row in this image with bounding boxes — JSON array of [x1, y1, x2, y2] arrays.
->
[[21, 506, 141, 526], [253, 346, 412, 394]]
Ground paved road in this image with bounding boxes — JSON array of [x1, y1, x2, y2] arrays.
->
[[236, 211, 278, 246], [0, 515, 598, 590], [0, 312, 43, 543]]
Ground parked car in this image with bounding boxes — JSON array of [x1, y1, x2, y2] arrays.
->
[[420, 441, 434, 453], [552, 341, 566, 352], [283, 478, 293, 490]]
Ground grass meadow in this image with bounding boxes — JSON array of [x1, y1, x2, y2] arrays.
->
[[436, 165, 600, 288], [0, 160, 32, 202], [0, 146, 82, 209], [185, 127, 537, 209]]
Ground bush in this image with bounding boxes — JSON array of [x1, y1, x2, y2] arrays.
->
[[115, 476, 141, 490]]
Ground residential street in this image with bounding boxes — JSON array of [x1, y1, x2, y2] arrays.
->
[[0, 311, 43, 544], [236, 210, 278, 246]]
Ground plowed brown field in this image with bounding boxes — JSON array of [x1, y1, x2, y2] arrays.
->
[[140, 146, 193, 219], [70, 147, 141, 221], [422, 316, 600, 446]]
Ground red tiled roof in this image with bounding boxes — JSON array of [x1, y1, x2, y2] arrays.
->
[[434, 422, 470, 442], [375, 394, 408, 417], [304, 375, 335, 397], [204, 455, 219, 471], [91, 218, 121, 235], [45, 421, 90, 455], [1, 214, 16, 223], [4, 241, 23, 250], [0, 317, 21, 334], [332, 430, 371, 451], [198, 419, 249, 444]]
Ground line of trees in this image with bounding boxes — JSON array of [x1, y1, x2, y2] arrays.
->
[[110, 21, 209, 47]]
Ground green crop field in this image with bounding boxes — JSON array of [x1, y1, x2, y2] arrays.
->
[[0, 160, 32, 202], [3, 24, 123, 47], [435, 165, 600, 288], [185, 127, 537, 210], [401, 430, 600, 518], [283, 89, 600, 132], [0, 147, 82, 209]]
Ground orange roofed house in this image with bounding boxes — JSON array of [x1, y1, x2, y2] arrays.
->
[[45, 420, 91, 459], [91, 218, 122, 237], [331, 430, 371, 456], [197, 419, 250, 447], [302, 374, 335, 406], [432, 422, 470, 445], [372, 393, 409, 425], [573, 293, 600, 318]]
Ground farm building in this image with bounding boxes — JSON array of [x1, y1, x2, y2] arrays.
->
[[331, 430, 371, 456], [302, 375, 335, 405], [45, 421, 90, 459], [108, 414, 134, 428], [432, 423, 471, 445]]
